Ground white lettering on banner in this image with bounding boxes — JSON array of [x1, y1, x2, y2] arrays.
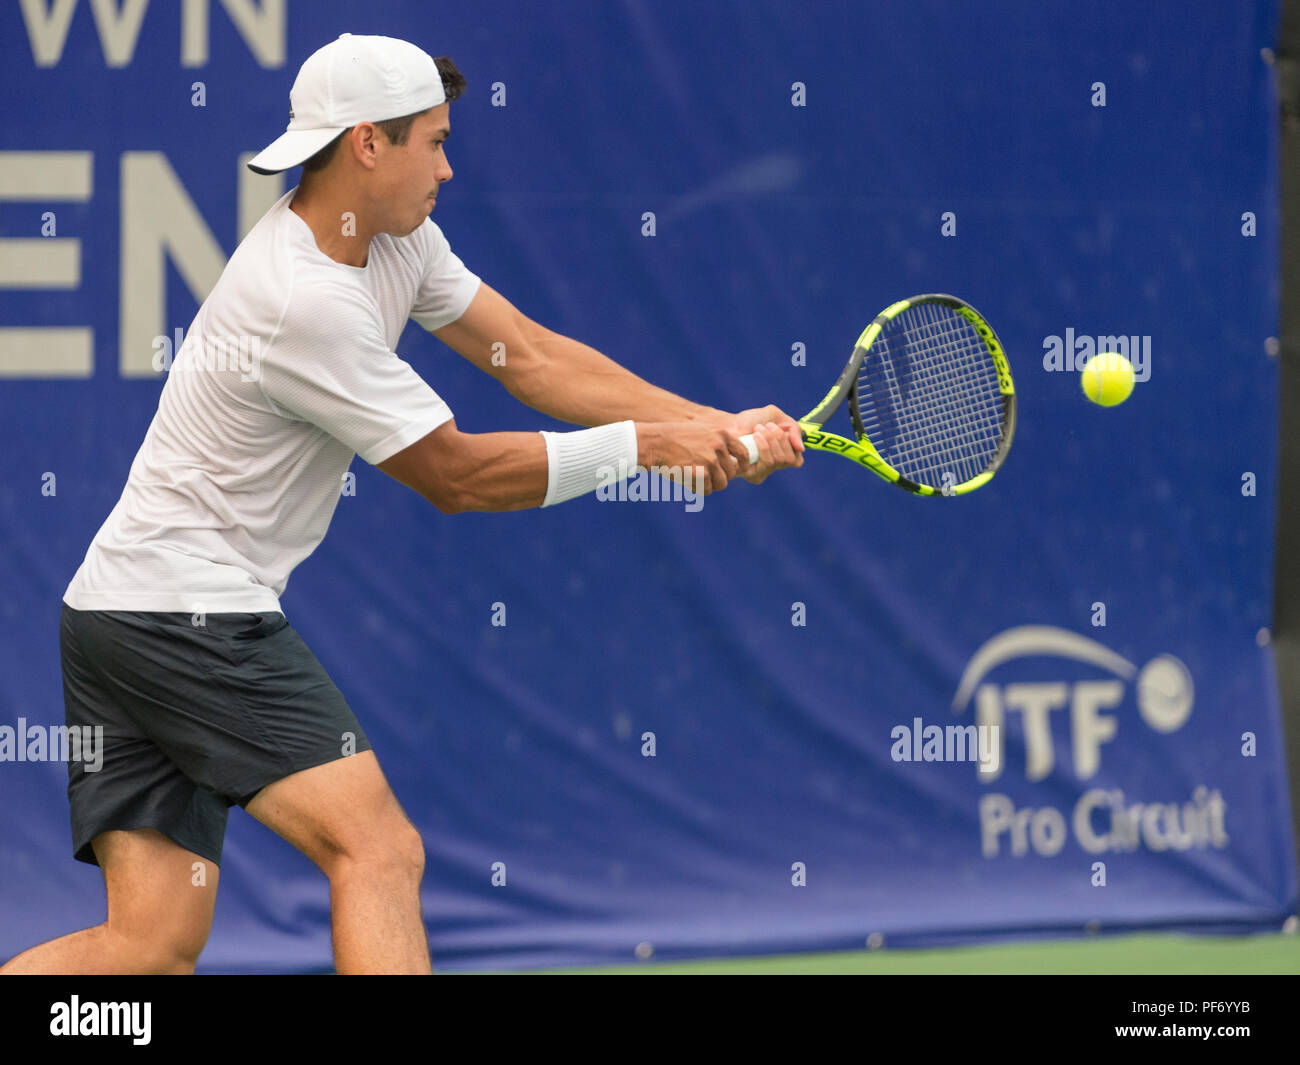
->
[[123, 153, 242, 377], [953, 627, 1194, 783], [0, 152, 93, 377], [979, 787, 1228, 858], [19, 0, 285, 68], [0, 151, 282, 379], [954, 626, 1211, 861]]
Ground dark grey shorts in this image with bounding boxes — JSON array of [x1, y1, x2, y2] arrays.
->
[[59, 603, 371, 867]]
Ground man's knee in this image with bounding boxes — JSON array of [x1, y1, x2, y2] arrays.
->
[[246, 753, 425, 881], [102, 895, 214, 974], [124, 936, 202, 975], [101, 926, 204, 975], [332, 817, 425, 884], [96, 829, 217, 974]]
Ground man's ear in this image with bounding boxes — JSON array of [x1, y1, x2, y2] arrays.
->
[[348, 123, 380, 170]]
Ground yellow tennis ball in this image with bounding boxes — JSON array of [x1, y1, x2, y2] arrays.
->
[[1080, 352, 1135, 406]]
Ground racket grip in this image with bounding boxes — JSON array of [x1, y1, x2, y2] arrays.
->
[[737, 433, 760, 466]]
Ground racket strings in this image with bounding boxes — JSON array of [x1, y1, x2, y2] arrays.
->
[[855, 304, 1005, 488], [865, 333, 1001, 484], [866, 336, 1001, 483]]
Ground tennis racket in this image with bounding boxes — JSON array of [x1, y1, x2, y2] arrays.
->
[[740, 294, 1015, 496]]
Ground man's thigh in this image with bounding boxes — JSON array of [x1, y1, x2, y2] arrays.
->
[[245, 751, 421, 872], [94, 827, 219, 959]]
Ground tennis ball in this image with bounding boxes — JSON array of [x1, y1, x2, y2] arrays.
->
[[1080, 351, 1135, 407]]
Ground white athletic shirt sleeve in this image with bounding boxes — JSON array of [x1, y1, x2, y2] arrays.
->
[[62, 188, 482, 614], [409, 222, 482, 333]]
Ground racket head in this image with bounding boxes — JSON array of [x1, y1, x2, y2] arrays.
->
[[837, 294, 1015, 496]]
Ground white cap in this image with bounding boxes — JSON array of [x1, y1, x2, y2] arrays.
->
[[247, 34, 445, 175]]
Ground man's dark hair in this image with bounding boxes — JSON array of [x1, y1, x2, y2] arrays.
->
[[301, 56, 466, 173]]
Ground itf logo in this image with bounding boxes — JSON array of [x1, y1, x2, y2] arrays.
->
[[951, 626, 1220, 859], [951, 626, 1194, 783]]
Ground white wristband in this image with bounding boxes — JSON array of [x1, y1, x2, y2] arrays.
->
[[539, 421, 639, 507]]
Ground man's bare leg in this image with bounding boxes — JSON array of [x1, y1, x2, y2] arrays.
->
[[245, 750, 430, 974], [0, 828, 218, 974]]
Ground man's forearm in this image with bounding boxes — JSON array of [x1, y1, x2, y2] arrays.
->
[[510, 330, 729, 428]]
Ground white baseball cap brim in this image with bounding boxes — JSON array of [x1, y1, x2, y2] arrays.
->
[[247, 127, 349, 176]]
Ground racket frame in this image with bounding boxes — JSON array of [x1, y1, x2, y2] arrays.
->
[[799, 294, 1015, 496]]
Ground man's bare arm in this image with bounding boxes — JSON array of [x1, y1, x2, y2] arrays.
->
[[432, 283, 729, 427], [430, 283, 803, 481], [378, 420, 548, 513], [376, 418, 753, 513]]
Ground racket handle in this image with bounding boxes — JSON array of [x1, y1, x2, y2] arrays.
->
[[737, 433, 760, 466]]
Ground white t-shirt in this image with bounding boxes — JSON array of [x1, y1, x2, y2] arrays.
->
[[63, 187, 481, 614]]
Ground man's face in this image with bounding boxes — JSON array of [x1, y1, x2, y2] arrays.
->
[[371, 103, 453, 236]]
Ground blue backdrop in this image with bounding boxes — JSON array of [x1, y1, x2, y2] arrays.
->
[[1, 0, 1294, 972]]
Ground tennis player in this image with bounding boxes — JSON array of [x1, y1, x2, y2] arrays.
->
[[0, 34, 802, 975]]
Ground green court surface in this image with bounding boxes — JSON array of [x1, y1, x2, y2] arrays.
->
[[527, 932, 1300, 975]]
